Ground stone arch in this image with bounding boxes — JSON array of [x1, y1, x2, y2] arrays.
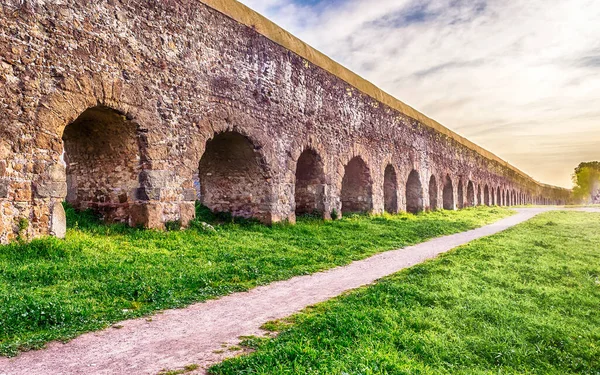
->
[[341, 156, 373, 214], [457, 178, 464, 209], [506, 190, 510, 206], [406, 170, 424, 214], [443, 175, 454, 210], [383, 164, 398, 213], [428, 175, 438, 210], [484, 184, 490, 206], [467, 181, 475, 207], [477, 185, 483, 206], [295, 148, 326, 217], [62, 106, 143, 223], [198, 131, 272, 222], [496, 187, 501, 206]]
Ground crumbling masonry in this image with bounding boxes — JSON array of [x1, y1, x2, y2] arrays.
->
[[0, 0, 571, 243]]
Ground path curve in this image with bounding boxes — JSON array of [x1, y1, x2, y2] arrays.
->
[[0, 208, 591, 375]]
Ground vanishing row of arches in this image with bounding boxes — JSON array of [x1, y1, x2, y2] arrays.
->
[[336, 157, 536, 215], [61, 106, 555, 224]]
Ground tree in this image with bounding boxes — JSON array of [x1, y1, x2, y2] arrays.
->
[[572, 162, 600, 203]]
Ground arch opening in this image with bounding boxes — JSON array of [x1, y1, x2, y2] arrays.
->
[[506, 190, 510, 206], [428, 175, 438, 210], [295, 149, 326, 217], [383, 164, 398, 213], [497, 187, 501, 206], [443, 175, 454, 210], [341, 157, 373, 214], [484, 185, 490, 206], [406, 170, 423, 214], [457, 178, 464, 209], [467, 181, 475, 207], [198, 131, 271, 221], [62, 106, 141, 223]]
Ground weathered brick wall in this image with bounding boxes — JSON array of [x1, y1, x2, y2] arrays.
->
[[0, 0, 571, 243]]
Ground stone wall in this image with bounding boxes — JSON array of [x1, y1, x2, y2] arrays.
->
[[0, 0, 571, 243]]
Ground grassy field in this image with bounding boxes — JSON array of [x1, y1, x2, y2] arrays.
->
[[0, 205, 512, 356], [210, 211, 600, 375]]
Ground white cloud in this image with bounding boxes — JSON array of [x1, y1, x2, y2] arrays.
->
[[239, 0, 600, 188]]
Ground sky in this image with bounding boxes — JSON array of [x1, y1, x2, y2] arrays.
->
[[238, 0, 600, 188]]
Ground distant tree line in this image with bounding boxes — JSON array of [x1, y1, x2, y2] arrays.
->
[[572, 161, 600, 203]]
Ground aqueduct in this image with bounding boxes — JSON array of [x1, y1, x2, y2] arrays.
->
[[0, 0, 571, 243]]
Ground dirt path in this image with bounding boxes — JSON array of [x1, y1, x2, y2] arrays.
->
[[0, 208, 586, 375]]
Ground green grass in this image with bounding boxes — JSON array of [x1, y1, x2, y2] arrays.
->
[[0, 204, 512, 357], [209, 211, 600, 375]]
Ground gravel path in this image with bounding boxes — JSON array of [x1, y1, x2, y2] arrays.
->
[[0, 208, 590, 375]]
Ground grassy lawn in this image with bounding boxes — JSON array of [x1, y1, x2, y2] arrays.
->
[[210, 211, 600, 375], [0, 205, 512, 356]]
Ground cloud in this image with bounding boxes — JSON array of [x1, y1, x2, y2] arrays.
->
[[239, 0, 600, 188]]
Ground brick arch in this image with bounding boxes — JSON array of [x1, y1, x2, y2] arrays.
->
[[34, 82, 163, 228], [289, 139, 330, 176], [36, 77, 148, 140]]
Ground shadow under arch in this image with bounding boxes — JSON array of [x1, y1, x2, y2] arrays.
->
[[62, 106, 143, 223], [406, 170, 423, 214], [466, 180, 475, 207], [341, 156, 373, 214], [443, 175, 454, 210], [295, 148, 326, 217], [428, 175, 438, 210], [383, 164, 398, 213], [457, 178, 464, 209], [198, 131, 272, 222]]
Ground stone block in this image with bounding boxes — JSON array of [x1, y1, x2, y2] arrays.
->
[[129, 202, 164, 230], [0, 179, 8, 198], [179, 202, 196, 227], [50, 202, 66, 238], [136, 187, 161, 201], [139, 170, 174, 188], [182, 188, 198, 202], [48, 163, 67, 182], [34, 181, 67, 198]]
